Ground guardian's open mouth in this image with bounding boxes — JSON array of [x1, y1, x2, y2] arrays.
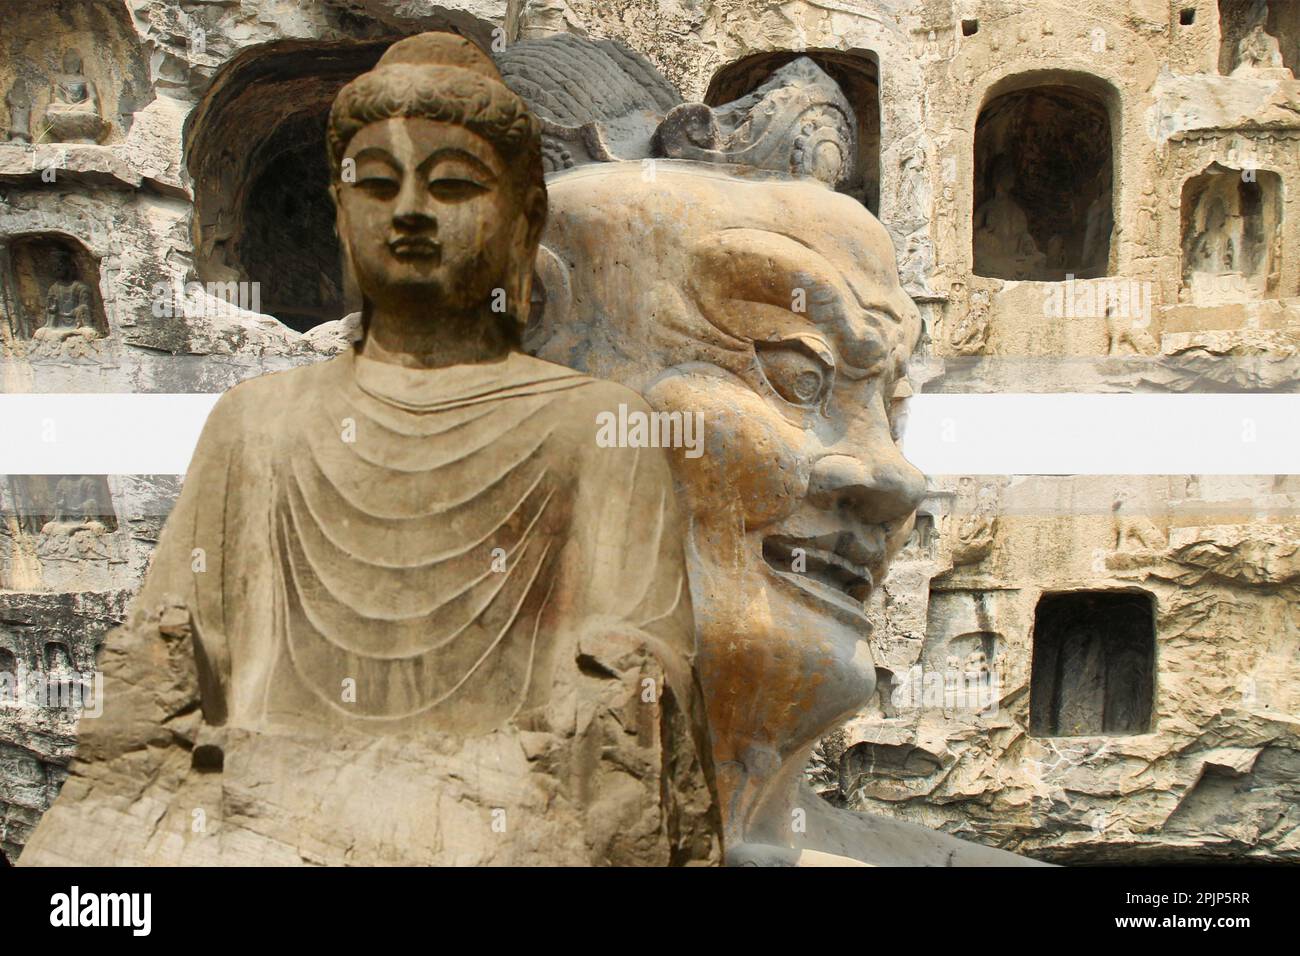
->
[[762, 534, 874, 606]]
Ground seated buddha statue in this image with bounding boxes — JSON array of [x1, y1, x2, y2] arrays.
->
[[43, 50, 108, 144], [1232, 19, 1292, 78], [973, 158, 1048, 280], [32, 248, 99, 344], [19, 33, 720, 867]]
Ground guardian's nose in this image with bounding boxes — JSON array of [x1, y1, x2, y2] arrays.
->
[[807, 449, 926, 527]]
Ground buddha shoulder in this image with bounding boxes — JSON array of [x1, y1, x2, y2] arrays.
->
[[200, 360, 336, 437], [537, 371, 660, 447]]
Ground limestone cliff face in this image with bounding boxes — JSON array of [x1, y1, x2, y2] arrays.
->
[[3, 0, 1299, 864], [818, 478, 1300, 864]]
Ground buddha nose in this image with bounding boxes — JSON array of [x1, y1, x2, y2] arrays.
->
[[807, 449, 926, 527], [394, 177, 435, 230]]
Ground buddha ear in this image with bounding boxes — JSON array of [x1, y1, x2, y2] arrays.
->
[[329, 183, 344, 231], [330, 183, 348, 251], [331, 184, 364, 317], [521, 243, 571, 355], [523, 184, 548, 249]]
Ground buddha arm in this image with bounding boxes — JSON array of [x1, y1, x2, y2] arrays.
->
[[573, 404, 722, 860], [74, 391, 243, 764]]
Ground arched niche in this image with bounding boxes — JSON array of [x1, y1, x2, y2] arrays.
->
[[186, 39, 400, 333], [1181, 164, 1282, 302], [1219, 0, 1299, 76], [901, 511, 938, 561], [973, 73, 1117, 281], [704, 50, 881, 215], [43, 641, 74, 675], [0, 234, 107, 341], [0, 0, 151, 145]]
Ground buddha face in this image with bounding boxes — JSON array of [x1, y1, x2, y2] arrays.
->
[[332, 117, 531, 315], [531, 162, 925, 839], [52, 250, 76, 283]]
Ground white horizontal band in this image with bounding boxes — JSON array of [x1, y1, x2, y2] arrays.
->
[[900, 394, 1299, 475], [0, 393, 1295, 476]]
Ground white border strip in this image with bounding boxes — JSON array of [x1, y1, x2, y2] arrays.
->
[[0, 393, 1296, 475], [903, 394, 1300, 475], [0, 394, 218, 475]]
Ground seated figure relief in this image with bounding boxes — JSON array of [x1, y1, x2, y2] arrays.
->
[[41, 475, 109, 536], [502, 35, 1038, 865], [26, 248, 104, 360], [33, 475, 121, 565], [20, 33, 720, 867], [973, 159, 1047, 280], [43, 50, 108, 144], [1181, 169, 1277, 303], [34, 248, 99, 336], [1232, 19, 1292, 78]]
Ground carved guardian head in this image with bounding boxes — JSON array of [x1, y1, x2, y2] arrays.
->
[[507, 35, 925, 849], [530, 162, 924, 845]]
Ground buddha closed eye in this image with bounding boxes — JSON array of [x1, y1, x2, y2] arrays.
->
[[426, 155, 496, 200], [350, 148, 496, 202]]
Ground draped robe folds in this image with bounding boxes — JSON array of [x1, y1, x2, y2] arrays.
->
[[19, 348, 721, 866]]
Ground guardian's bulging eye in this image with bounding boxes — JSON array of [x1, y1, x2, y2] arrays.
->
[[755, 335, 835, 408]]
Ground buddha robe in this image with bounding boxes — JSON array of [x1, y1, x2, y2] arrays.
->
[[19, 348, 721, 866]]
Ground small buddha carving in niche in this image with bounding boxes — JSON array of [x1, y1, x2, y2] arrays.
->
[[1233, 19, 1291, 77], [973, 158, 1046, 279], [32, 248, 99, 346], [1181, 167, 1278, 303], [19, 32, 720, 867], [43, 50, 108, 144], [40, 476, 110, 537], [45, 643, 74, 678]]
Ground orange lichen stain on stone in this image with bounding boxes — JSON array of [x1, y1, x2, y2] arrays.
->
[[797, 671, 827, 712]]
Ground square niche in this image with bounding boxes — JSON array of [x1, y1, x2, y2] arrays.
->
[[1030, 590, 1155, 736], [1180, 165, 1282, 304]]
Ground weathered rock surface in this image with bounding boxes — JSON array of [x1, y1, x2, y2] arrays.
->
[[826, 478, 1300, 863], [0, 588, 130, 862], [24, 594, 720, 865]]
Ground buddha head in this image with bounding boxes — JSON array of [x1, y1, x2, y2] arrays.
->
[[326, 33, 546, 336], [51, 248, 77, 284], [528, 160, 925, 847], [991, 156, 1017, 198]]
